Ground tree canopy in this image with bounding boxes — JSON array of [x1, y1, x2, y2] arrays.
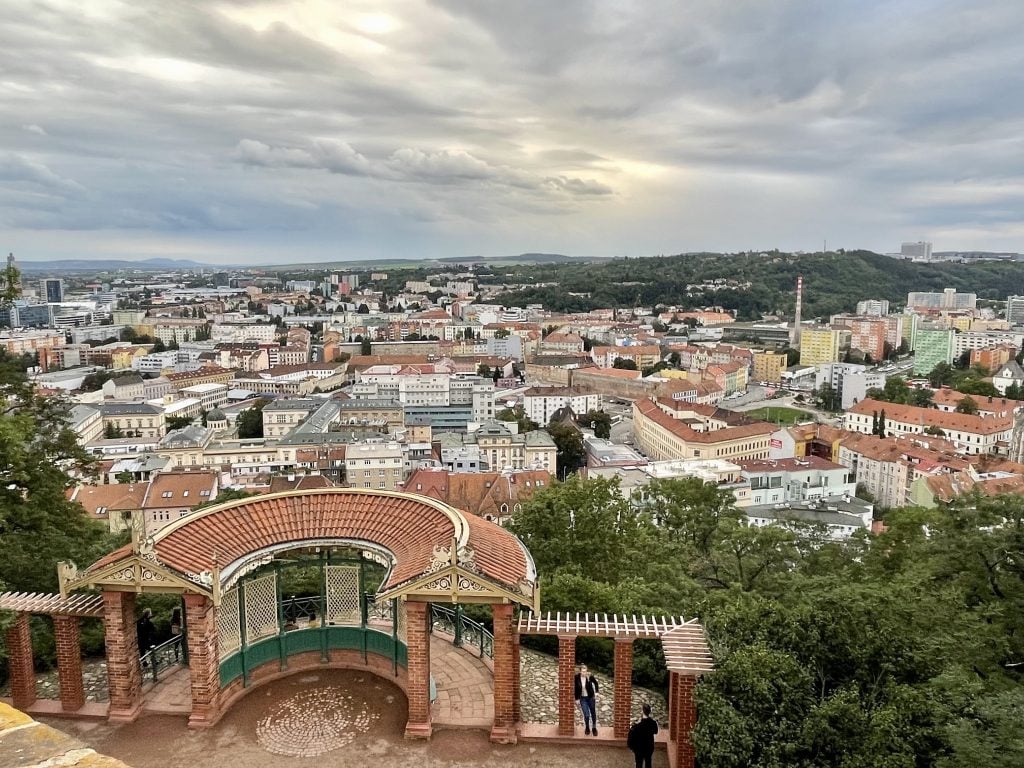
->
[[508, 474, 1024, 767]]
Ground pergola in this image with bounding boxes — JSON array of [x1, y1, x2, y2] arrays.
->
[[518, 612, 711, 768]]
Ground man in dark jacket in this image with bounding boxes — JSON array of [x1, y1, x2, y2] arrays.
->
[[136, 608, 156, 667], [573, 663, 600, 735], [627, 703, 659, 768]]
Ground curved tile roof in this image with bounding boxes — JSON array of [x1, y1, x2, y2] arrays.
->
[[89, 489, 533, 596]]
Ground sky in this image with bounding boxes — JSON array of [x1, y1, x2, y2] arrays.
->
[[2, 0, 1024, 265]]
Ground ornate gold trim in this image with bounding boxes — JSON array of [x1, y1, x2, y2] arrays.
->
[[60, 555, 213, 598]]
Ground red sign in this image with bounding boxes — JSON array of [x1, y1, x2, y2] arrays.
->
[[769, 439, 783, 448]]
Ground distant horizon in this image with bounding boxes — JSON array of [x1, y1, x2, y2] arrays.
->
[[4, 2, 1024, 263]]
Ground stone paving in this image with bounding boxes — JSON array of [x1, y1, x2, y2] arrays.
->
[[519, 647, 668, 726], [431, 634, 493, 726], [142, 665, 191, 714], [256, 684, 379, 757]]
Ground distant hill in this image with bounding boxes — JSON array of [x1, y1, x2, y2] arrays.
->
[[17, 257, 212, 273], [439, 252, 592, 265], [486, 250, 1024, 320]]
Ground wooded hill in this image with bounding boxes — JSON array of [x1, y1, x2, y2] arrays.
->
[[486, 250, 1024, 320]]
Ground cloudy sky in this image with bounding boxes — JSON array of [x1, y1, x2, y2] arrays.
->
[[3, 0, 1023, 264]]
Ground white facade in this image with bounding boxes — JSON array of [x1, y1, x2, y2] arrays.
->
[[523, 388, 600, 425], [210, 323, 277, 343], [345, 442, 405, 490]]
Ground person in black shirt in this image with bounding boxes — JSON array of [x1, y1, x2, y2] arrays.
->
[[627, 703, 659, 768], [573, 663, 600, 735], [136, 608, 156, 667]]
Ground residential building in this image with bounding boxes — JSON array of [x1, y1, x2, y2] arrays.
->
[[180, 382, 229, 411], [752, 351, 787, 383], [799, 327, 850, 367], [912, 326, 954, 374], [843, 398, 1013, 455], [141, 470, 219, 534], [466, 422, 557, 472], [41, 278, 63, 303], [522, 387, 600, 425], [102, 374, 145, 401], [745, 497, 873, 540], [69, 404, 103, 445], [403, 467, 551, 524], [855, 299, 890, 316], [68, 482, 149, 533], [1007, 295, 1024, 327], [737, 457, 856, 506], [970, 344, 1016, 372], [344, 442, 405, 490], [906, 288, 976, 311], [816, 363, 885, 410]]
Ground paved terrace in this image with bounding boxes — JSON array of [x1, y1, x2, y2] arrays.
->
[[44, 669, 669, 768]]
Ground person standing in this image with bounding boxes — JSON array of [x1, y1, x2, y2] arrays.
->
[[573, 663, 600, 735], [627, 703, 659, 768], [170, 606, 182, 661], [137, 608, 156, 667]]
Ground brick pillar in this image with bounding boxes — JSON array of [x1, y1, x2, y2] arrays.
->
[[613, 638, 634, 738], [4, 613, 36, 710], [511, 628, 521, 725], [667, 671, 679, 741], [102, 590, 143, 722], [185, 593, 220, 728], [403, 601, 432, 739], [54, 615, 85, 712], [556, 635, 576, 736], [672, 674, 698, 768], [490, 602, 516, 744]]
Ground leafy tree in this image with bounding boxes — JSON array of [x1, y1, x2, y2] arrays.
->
[[477, 363, 492, 378], [0, 351, 111, 594], [103, 423, 124, 439], [546, 420, 585, 478], [236, 399, 270, 438], [955, 396, 979, 415], [357, 303, 370, 314], [930, 362, 955, 388], [581, 409, 612, 439], [924, 425, 946, 436], [1005, 383, 1022, 400], [165, 415, 194, 431], [80, 370, 115, 392], [361, 337, 372, 356], [496, 406, 539, 433], [612, 358, 638, 370], [494, 328, 510, 339], [151, 338, 167, 353], [194, 487, 257, 510], [814, 382, 840, 412], [114, 470, 135, 484]]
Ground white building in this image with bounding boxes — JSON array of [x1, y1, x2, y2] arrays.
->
[[523, 386, 600, 425], [1007, 296, 1024, 327], [816, 363, 885, 410], [737, 457, 857, 506]]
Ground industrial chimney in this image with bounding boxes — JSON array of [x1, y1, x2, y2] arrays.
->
[[791, 275, 803, 347]]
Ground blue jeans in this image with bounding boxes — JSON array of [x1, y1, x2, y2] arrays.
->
[[579, 697, 596, 728]]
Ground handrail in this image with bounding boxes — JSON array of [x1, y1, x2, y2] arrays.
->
[[430, 604, 493, 659], [139, 635, 184, 684]]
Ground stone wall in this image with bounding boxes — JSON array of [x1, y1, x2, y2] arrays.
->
[[0, 701, 132, 767]]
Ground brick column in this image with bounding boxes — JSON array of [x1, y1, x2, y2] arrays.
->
[[667, 671, 679, 741], [102, 591, 143, 722], [490, 602, 516, 744], [556, 635, 576, 736], [511, 628, 521, 725], [403, 601, 432, 739], [672, 674, 698, 768], [54, 615, 85, 712], [185, 593, 220, 728], [612, 638, 634, 738], [4, 613, 36, 710]]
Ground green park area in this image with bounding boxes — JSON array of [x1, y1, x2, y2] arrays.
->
[[744, 406, 811, 425]]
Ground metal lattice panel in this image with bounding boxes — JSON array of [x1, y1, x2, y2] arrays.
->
[[397, 600, 407, 643], [244, 572, 279, 643], [217, 588, 241, 658], [325, 565, 361, 625]]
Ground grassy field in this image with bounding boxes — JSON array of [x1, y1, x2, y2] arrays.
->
[[745, 406, 812, 425]]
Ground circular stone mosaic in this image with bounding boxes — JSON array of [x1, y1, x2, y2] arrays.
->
[[256, 687, 379, 757]]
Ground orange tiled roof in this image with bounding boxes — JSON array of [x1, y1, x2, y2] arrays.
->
[[88, 489, 531, 594], [848, 398, 1013, 435]]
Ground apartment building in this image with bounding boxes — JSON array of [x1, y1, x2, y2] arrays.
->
[[261, 399, 320, 438], [403, 467, 551, 524], [752, 351, 787, 383], [816, 363, 885, 410], [344, 442, 405, 490], [912, 326, 954, 375], [737, 457, 856, 506], [141, 470, 219, 534], [522, 386, 600, 425], [799, 327, 851, 367], [843, 398, 1013, 455]]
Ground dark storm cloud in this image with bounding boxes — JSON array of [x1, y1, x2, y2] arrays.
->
[[2, 0, 1024, 262]]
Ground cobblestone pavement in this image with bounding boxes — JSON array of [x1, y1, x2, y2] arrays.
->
[[431, 635, 493, 726], [52, 669, 671, 768], [0, 657, 110, 703], [519, 648, 667, 726]]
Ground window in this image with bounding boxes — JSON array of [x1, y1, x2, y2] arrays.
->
[[162, 491, 172, 498], [200, 490, 210, 497]]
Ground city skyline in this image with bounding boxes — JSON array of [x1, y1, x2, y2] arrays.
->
[[3, 1, 1024, 264]]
